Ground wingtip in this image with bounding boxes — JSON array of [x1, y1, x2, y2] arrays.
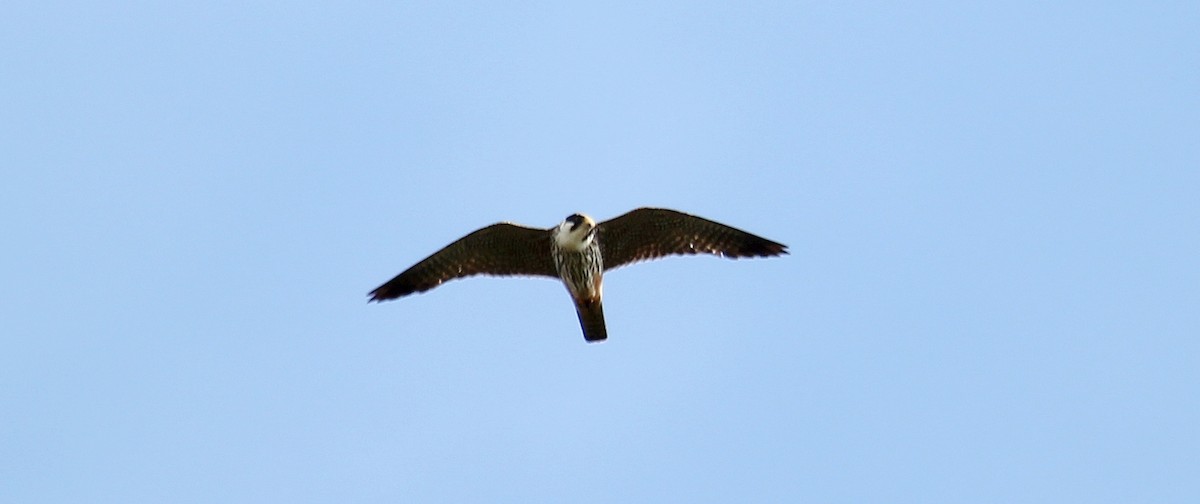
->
[[367, 279, 421, 303], [752, 240, 788, 258], [367, 287, 397, 303]]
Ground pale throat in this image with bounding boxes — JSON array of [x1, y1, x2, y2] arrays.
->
[[554, 225, 594, 252]]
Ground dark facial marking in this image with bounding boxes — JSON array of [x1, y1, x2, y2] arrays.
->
[[566, 213, 584, 230]]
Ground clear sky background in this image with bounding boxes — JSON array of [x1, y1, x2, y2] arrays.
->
[[3, 2, 1197, 502]]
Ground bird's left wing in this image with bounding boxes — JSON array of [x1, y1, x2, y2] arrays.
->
[[369, 223, 557, 301], [597, 208, 787, 271]]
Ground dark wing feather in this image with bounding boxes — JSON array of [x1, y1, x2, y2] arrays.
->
[[597, 208, 787, 271], [368, 223, 556, 301]]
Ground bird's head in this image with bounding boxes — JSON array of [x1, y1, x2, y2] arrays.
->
[[555, 213, 597, 251]]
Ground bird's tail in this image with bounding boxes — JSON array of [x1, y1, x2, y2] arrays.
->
[[574, 298, 608, 343]]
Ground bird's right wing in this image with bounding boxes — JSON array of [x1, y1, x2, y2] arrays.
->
[[369, 223, 557, 301]]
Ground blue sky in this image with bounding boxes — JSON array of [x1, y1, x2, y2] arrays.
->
[[3, 1, 1197, 502]]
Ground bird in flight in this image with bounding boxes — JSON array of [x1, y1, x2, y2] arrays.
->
[[369, 207, 787, 343]]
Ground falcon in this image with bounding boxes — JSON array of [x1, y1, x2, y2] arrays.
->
[[369, 207, 787, 343]]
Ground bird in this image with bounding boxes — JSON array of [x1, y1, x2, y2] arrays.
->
[[368, 207, 787, 343]]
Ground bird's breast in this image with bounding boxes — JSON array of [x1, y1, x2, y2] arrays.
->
[[552, 241, 604, 301]]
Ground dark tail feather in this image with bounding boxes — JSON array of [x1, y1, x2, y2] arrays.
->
[[574, 298, 608, 343]]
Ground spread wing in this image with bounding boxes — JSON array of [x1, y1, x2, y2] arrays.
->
[[369, 223, 557, 301], [597, 208, 788, 271]]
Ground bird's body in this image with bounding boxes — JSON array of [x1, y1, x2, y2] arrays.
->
[[369, 208, 787, 342], [549, 213, 607, 341]]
